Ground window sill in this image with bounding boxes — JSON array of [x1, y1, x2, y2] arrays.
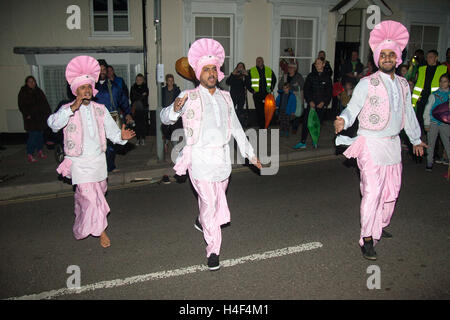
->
[[88, 33, 134, 40]]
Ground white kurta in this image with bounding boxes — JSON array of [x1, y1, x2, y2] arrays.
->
[[47, 103, 127, 184], [336, 72, 421, 165], [160, 85, 255, 182]]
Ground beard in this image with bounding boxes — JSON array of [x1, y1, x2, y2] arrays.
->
[[379, 62, 395, 74], [201, 76, 217, 89]]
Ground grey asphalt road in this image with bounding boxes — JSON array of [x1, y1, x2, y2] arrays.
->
[[1, 156, 449, 302]]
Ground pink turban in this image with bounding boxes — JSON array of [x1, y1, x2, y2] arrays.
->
[[369, 20, 409, 68], [188, 38, 225, 82], [65, 55, 101, 97]]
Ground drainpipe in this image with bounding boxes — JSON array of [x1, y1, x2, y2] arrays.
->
[[154, 0, 164, 161]]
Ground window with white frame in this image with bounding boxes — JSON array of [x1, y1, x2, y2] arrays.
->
[[408, 25, 440, 58], [41, 66, 67, 111], [91, 0, 129, 34], [194, 16, 232, 75], [279, 18, 315, 78]]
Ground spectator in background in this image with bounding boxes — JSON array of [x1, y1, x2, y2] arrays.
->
[[412, 49, 447, 133], [18, 75, 52, 163], [246, 57, 277, 129], [311, 51, 333, 78], [130, 74, 149, 146], [397, 64, 408, 78], [337, 81, 354, 114], [279, 63, 305, 134], [95, 59, 132, 172], [107, 65, 129, 99], [276, 82, 297, 137], [161, 73, 182, 156], [341, 50, 364, 86], [226, 62, 249, 127], [293, 57, 332, 149], [362, 60, 377, 77], [423, 73, 450, 171]]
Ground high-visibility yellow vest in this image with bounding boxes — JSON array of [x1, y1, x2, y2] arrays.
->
[[412, 65, 447, 109], [250, 66, 272, 93]]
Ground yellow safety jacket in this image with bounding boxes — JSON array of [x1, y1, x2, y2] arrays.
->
[[412, 65, 447, 109], [250, 66, 272, 93]]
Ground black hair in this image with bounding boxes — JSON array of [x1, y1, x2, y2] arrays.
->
[[97, 59, 108, 67], [427, 49, 438, 56], [439, 73, 449, 82]]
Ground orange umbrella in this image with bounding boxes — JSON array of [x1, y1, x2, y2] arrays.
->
[[175, 57, 196, 81], [264, 93, 276, 129]]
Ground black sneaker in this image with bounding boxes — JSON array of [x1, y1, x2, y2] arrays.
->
[[361, 239, 377, 260], [162, 175, 171, 184], [194, 218, 203, 233], [381, 229, 393, 238], [207, 253, 220, 271], [425, 165, 432, 172]]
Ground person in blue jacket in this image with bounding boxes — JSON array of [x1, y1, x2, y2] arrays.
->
[[276, 82, 297, 137], [95, 59, 133, 172]]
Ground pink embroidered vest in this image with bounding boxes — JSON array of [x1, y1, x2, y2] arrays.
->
[[181, 88, 233, 146], [173, 88, 233, 176], [62, 101, 107, 157], [358, 71, 408, 131]]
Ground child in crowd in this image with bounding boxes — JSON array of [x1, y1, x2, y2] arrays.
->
[[423, 73, 450, 172], [337, 81, 354, 113], [276, 82, 297, 137]]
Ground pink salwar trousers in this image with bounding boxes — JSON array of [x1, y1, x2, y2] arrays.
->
[[189, 172, 230, 258], [344, 136, 402, 247], [73, 180, 110, 240]]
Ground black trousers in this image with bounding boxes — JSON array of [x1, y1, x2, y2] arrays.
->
[[253, 92, 267, 129]]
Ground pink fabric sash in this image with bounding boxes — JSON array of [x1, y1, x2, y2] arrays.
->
[[56, 158, 73, 178]]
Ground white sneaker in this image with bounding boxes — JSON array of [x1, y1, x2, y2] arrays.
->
[[140, 139, 145, 146]]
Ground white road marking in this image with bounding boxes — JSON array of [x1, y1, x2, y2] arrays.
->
[[7, 241, 323, 300]]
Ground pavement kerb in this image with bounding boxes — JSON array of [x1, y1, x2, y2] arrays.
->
[[0, 147, 337, 202]]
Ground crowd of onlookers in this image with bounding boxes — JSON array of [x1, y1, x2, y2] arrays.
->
[[16, 47, 450, 174]]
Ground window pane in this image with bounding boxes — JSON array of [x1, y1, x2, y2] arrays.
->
[[113, 0, 128, 12], [337, 26, 345, 42], [297, 20, 313, 38], [221, 57, 229, 75], [213, 18, 230, 37], [94, 16, 109, 31], [346, 9, 361, 25], [422, 42, 439, 53], [195, 17, 212, 36], [297, 39, 312, 57], [296, 58, 312, 77], [281, 19, 296, 38], [423, 26, 439, 43], [94, 0, 108, 13], [114, 15, 128, 31], [215, 37, 230, 56], [345, 26, 360, 42], [43, 66, 67, 112], [410, 25, 423, 43], [280, 39, 296, 56]]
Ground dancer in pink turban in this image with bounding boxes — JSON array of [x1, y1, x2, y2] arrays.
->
[[334, 21, 427, 260], [47, 56, 135, 248], [160, 38, 262, 270]]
